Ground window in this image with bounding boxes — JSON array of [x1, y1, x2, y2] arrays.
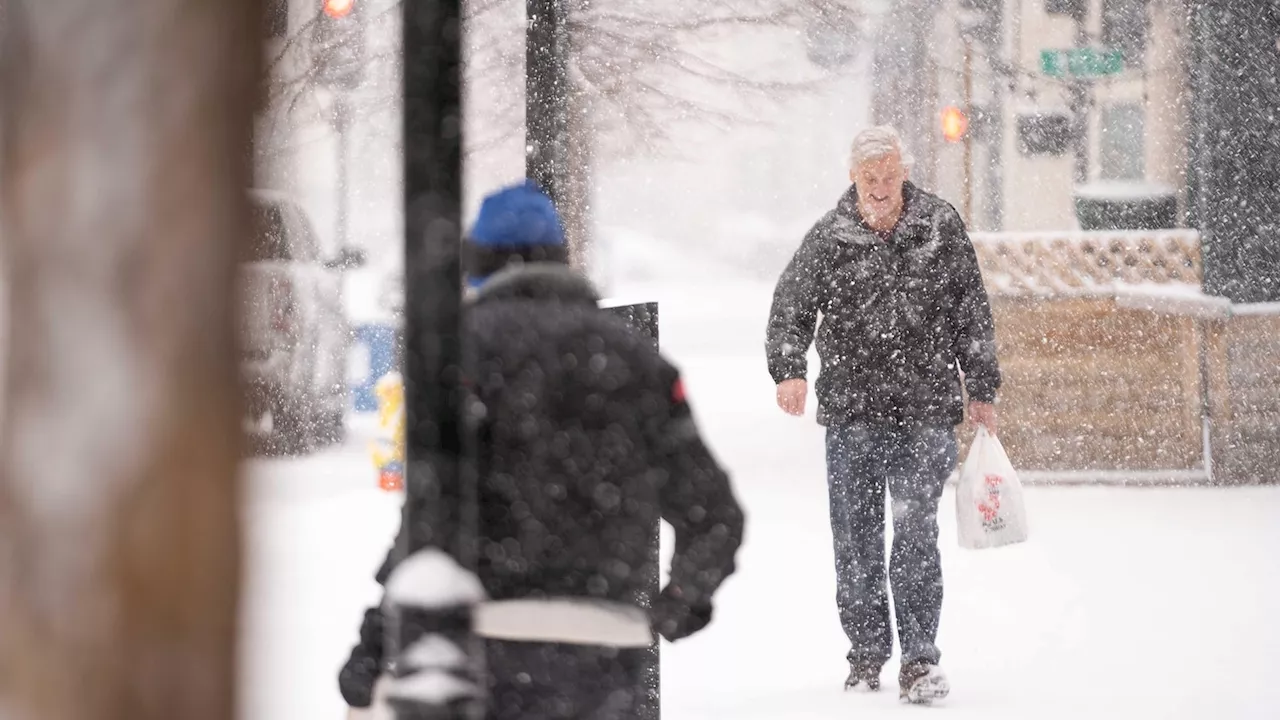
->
[[1099, 103, 1145, 180], [1102, 0, 1148, 66]]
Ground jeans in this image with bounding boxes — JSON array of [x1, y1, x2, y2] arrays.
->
[[825, 422, 957, 668]]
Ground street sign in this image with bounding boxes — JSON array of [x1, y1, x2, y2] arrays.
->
[[1040, 47, 1124, 78]]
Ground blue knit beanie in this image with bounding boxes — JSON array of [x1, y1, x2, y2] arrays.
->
[[471, 179, 565, 248], [465, 180, 567, 285]]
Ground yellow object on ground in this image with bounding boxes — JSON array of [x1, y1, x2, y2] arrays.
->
[[369, 371, 404, 492]]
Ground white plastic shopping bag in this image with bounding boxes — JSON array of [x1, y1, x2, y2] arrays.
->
[[956, 427, 1029, 549]]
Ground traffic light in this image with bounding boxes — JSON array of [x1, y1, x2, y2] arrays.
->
[[323, 0, 354, 18], [941, 106, 969, 143], [313, 0, 364, 90]]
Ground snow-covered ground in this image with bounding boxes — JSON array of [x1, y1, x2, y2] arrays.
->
[[240, 238, 1280, 719]]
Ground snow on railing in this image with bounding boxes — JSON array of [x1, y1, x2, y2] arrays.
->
[[1231, 302, 1280, 317], [383, 548, 488, 718]]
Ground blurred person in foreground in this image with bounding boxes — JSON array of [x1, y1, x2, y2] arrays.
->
[[340, 180, 745, 719], [765, 125, 1000, 704]]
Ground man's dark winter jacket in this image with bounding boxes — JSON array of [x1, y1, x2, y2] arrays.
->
[[766, 182, 1001, 426], [340, 264, 744, 709]]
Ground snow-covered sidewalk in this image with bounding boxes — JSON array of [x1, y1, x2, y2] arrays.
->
[[240, 278, 1280, 720]]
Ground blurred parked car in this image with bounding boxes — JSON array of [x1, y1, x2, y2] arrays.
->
[[240, 189, 365, 455]]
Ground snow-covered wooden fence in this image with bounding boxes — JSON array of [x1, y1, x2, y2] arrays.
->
[[1205, 303, 1280, 484], [967, 230, 1278, 485]]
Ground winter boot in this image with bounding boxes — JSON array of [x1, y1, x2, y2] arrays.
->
[[899, 661, 949, 705], [843, 660, 882, 692]]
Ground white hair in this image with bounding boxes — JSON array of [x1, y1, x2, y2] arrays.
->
[[849, 125, 915, 170]]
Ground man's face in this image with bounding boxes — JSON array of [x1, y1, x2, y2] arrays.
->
[[849, 151, 907, 225]]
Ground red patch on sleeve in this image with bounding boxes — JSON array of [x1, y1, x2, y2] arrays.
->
[[671, 378, 686, 403]]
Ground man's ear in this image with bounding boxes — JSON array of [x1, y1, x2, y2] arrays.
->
[[848, 167, 857, 184]]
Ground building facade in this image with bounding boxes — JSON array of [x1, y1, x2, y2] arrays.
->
[[925, 0, 1191, 232]]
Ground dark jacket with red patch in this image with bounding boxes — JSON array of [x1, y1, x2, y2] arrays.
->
[[451, 263, 741, 608], [339, 264, 744, 708]]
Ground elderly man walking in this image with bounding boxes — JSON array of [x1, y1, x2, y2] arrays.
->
[[765, 126, 1001, 704]]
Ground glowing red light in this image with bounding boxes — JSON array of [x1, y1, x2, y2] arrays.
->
[[324, 0, 354, 19], [940, 106, 969, 143]]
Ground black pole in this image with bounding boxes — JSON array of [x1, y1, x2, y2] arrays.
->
[[402, 0, 464, 574], [602, 303, 662, 720], [387, 1, 485, 718], [525, 0, 568, 205]]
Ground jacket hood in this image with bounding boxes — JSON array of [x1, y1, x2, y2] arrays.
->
[[467, 262, 600, 307]]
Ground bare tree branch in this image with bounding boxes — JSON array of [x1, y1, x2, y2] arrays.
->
[[259, 0, 866, 159]]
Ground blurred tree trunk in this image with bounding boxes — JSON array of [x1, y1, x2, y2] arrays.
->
[[562, 70, 595, 274], [871, 0, 940, 187], [0, 1, 258, 719]]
